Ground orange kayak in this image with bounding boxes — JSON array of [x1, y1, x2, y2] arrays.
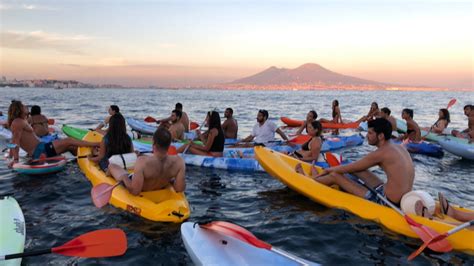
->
[[281, 117, 360, 129]]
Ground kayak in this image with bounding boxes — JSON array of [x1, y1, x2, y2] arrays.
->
[[254, 146, 474, 255], [77, 131, 190, 222], [12, 156, 67, 175], [62, 124, 88, 140], [392, 140, 444, 158], [281, 117, 360, 129], [0, 196, 26, 266], [181, 222, 318, 266], [127, 118, 196, 139], [438, 138, 474, 160], [396, 119, 469, 144]]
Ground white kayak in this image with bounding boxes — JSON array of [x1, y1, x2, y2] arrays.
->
[[181, 222, 318, 266], [0, 196, 26, 266], [438, 138, 474, 160]]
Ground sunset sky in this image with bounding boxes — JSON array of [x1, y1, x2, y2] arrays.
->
[[0, 0, 472, 89]]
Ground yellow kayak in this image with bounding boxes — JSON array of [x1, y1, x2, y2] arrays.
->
[[77, 131, 190, 223], [254, 146, 474, 255]]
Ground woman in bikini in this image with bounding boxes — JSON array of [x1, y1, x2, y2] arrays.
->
[[88, 113, 134, 172], [177, 111, 225, 157], [290, 121, 323, 162], [295, 110, 318, 135], [27, 105, 50, 137], [320, 100, 342, 124], [425, 108, 450, 134]]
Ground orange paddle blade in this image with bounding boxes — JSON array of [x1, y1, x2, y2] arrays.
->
[[47, 119, 55, 125], [324, 152, 340, 167], [446, 99, 457, 109], [190, 122, 199, 130], [289, 135, 311, 144], [52, 229, 127, 258], [201, 221, 272, 250], [408, 233, 451, 260], [144, 116, 157, 123], [404, 216, 450, 252], [168, 145, 178, 155]]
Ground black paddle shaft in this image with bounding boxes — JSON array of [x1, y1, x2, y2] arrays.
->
[[5, 248, 52, 260]]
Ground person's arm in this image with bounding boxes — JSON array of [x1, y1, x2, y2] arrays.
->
[[173, 158, 186, 192], [276, 128, 289, 141], [301, 138, 321, 162], [316, 151, 381, 177], [88, 140, 106, 163], [8, 120, 24, 168], [295, 122, 306, 135], [114, 157, 146, 196], [157, 115, 172, 124], [194, 129, 217, 151], [240, 135, 254, 143], [337, 107, 343, 123]]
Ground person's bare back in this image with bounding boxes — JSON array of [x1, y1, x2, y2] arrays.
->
[[28, 114, 49, 137], [169, 122, 185, 140], [11, 118, 41, 155], [181, 112, 190, 132], [136, 155, 186, 192], [222, 118, 238, 139]]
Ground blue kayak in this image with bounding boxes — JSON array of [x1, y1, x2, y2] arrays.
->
[[127, 117, 196, 139], [392, 140, 444, 157]]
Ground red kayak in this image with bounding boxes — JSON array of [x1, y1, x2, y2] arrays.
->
[[281, 117, 360, 129]]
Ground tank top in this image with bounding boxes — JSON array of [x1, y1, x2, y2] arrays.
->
[[209, 128, 225, 152]]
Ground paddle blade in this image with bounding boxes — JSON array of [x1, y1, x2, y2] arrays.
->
[[168, 145, 178, 155], [47, 118, 55, 125], [407, 233, 451, 260], [446, 98, 457, 109], [289, 134, 311, 144], [190, 121, 199, 130], [201, 221, 272, 250], [91, 183, 115, 208], [325, 152, 341, 167], [144, 116, 157, 123], [404, 215, 451, 252], [52, 229, 127, 258]]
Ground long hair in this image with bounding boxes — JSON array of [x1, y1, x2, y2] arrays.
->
[[439, 108, 451, 125], [332, 100, 339, 118], [208, 111, 222, 131], [311, 121, 322, 137], [8, 101, 25, 128], [104, 113, 132, 155]]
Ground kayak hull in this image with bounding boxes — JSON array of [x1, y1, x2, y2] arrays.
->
[[181, 222, 318, 266], [77, 131, 190, 222], [254, 146, 474, 255], [0, 196, 25, 266], [438, 138, 474, 160], [12, 156, 67, 175]]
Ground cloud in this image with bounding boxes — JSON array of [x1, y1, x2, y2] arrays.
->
[[0, 30, 92, 54], [0, 2, 58, 11]]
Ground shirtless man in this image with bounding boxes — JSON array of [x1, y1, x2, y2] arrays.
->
[[312, 118, 414, 206], [95, 105, 120, 135], [168, 109, 185, 141], [27, 105, 50, 137], [452, 105, 474, 139], [379, 107, 399, 138], [399, 108, 421, 142], [108, 128, 186, 195], [157, 103, 190, 132], [222, 107, 238, 139], [7, 101, 99, 168]]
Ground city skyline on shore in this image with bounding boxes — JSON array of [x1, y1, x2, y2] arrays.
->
[[1, 0, 472, 89]]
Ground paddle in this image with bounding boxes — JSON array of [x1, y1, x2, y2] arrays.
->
[[408, 220, 473, 260], [91, 181, 124, 208], [144, 116, 158, 123], [200, 221, 310, 265], [47, 118, 55, 125], [422, 98, 456, 138], [0, 228, 127, 260], [324, 152, 451, 253]]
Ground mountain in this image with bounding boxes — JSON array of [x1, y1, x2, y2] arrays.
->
[[230, 63, 385, 87]]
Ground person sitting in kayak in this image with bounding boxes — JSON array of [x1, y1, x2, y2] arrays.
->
[[398, 108, 421, 142], [157, 102, 190, 132], [379, 107, 398, 137], [290, 121, 323, 162], [7, 100, 99, 168], [95, 105, 120, 135], [177, 111, 225, 157], [366, 102, 381, 122], [452, 105, 473, 139], [109, 127, 185, 195], [414, 192, 474, 224], [88, 113, 134, 172], [424, 108, 450, 134], [308, 118, 414, 207], [222, 107, 238, 139], [27, 105, 50, 137], [295, 110, 318, 135], [237, 109, 291, 147], [167, 109, 185, 141]]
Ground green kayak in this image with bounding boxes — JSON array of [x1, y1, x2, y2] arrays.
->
[[396, 119, 468, 144]]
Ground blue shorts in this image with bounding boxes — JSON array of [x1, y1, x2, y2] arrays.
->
[[32, 142, 57, 159], [364, 184, 387, 206]]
